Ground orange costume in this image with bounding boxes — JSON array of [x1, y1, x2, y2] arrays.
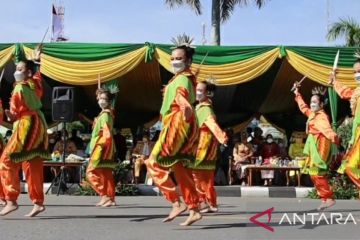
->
[[295, 93, 338, 201], [86, 109, 117, 202], [334, 82, 360, 188], [146, 71, 199, 210], [189, 100, 227, 208], [0, 100, 5, 202], [0, 72, 49, 205]]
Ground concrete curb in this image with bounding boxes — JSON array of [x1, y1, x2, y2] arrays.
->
[[21, 183, 314, 198], [137, 184, 314, 198]]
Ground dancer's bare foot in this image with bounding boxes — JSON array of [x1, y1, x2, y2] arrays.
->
[[25, 204, 45, 217], [208, 206, 218, 213], [162, 201, 187, 223], [180, 209, 202, 226], [101, 200, 116, 207], [316, 201, 328, 211], [0, 201, 18, 216], [96, 196, 110, 207], [324, 199, 336, 210], [199, 202, 209, 213]]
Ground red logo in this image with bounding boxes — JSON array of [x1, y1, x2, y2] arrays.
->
[[249, 207, 274, 232]]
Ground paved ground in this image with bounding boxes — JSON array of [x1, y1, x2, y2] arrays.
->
[[0, 195, 359, 240]]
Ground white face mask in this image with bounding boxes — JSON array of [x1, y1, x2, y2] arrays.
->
[[171, 60, 186, 74], [267, 139, 273, 144], [98, 99, 109, 109], [310, 103, 320, 112], [14, 71, 26, 82], [196, 90, 205, 101], [355, 72, 360, 82]]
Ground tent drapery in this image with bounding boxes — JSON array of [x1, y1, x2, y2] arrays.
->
[[0, 43, 359, 129], [0, 45, 14, 69], [0, 43, 357, 87]]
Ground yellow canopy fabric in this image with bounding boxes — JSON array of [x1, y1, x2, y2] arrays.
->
[[286, 50, 356, 87], [0, 46, 14, 69], [155, 48, 280, 86], [23, 46, 147, 85]]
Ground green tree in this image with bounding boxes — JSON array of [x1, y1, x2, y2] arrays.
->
[[165, 0, 268, 45], [327, 17, 360, 47]]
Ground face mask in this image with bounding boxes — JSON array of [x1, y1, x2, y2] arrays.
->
[[310, 103, 320, 112], [279, 143, 284, 148], [49, 139, 55, 144], [355, 73, 360, 82], [98, 99, 109, 109], [196, 90, 205, 101], [267, 139, 273, 144], [171, 60, 186, 74], [14, 71, 26, 82]]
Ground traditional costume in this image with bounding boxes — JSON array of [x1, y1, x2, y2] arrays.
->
[[333, 69, 360, 190], [190, 97, 227, 211], [86, 84, 118, 207], [295, 87, 339, 209], [0, 56, 50, 216], [145, 34, 201, 225]]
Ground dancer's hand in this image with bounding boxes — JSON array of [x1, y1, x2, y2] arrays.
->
[[33, 44, 43, 61], [182, 106, 192, 122], [329, 70, 337, 85], [292, 83, 300, 95], [5, 109, 15, 122]]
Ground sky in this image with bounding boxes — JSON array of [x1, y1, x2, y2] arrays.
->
[[0, 0, 359, 46]]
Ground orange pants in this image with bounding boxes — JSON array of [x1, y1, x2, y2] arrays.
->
[[192, 170, 217, 207], [86, 167, 115, 201], [345, 167, 360, 189], [311, 175, 334, 201], [0, 156, 44, 204], [145, 158, 199, 210], [0, 175, 4, 201]]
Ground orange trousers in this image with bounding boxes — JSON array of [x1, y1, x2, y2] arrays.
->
[[86, 167, 115, 201], [311, 175, 334, 201], [345, 167, 360, 189], [145, 158, 199, 210], [0, 175, 4, 201], [192, 170, 217, 207], [0, 156, 44, 204]]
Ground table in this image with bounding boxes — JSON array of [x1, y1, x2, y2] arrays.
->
[[246, 165, 301, 187]]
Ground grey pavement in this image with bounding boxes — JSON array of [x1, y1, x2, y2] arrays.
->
[[0, 195, 359, 240]]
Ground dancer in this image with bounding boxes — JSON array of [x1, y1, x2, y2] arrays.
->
[[0, 100, 5, 206], [86, 87, 118, 207], [190, 79, 227, 213], [293, 84, 339, 211], [145, 34, 201, 226], [0, 46, 50, 217], [329, 53, 360, 197]]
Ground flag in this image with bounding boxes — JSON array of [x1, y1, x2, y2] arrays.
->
[[52, 4, 67, 41]]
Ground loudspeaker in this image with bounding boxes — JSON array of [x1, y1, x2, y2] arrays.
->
[[52, 87, 75, 122]]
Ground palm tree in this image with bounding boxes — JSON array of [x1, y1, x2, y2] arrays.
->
[[165, 0, 268, 45], [327, 17, 360, 47]]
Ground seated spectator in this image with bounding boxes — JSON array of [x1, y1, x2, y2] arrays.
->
[[232, 132, 253, 185], [51, 131, 79, 182], [69, 129, 84, 151], [53, 130, 78, 155], [260, 134, 280, 186], [132, 133, 154, 184]]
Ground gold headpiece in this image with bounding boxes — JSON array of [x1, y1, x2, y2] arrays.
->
[[312, 86, 327, 96], [170, 33, 196, 49]]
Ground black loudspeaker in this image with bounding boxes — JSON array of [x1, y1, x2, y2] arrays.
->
[[52, 87, 75, 122]]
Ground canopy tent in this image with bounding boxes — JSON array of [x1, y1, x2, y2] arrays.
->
[[0, 43, 358, 135]]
